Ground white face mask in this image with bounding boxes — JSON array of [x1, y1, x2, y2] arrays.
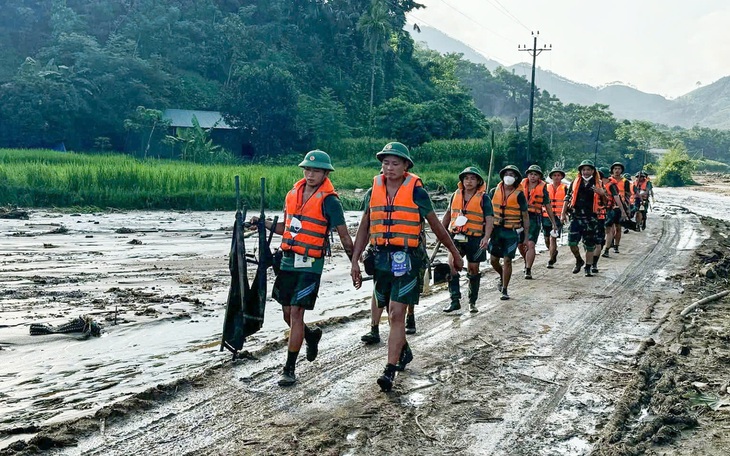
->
[[503, 175, 516, 186]]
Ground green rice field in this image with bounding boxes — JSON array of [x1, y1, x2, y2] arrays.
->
[[0, 149, 473, 211]]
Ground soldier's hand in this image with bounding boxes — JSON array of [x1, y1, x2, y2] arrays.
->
[[351, 263, 362, 289], [450, 255, 464, 274], [479, 237, 489, 250]]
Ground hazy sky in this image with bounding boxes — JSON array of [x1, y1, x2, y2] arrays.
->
[[407, 0, 730, 99]]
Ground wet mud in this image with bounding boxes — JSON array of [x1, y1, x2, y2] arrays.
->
[[2, 182, 730, 455]]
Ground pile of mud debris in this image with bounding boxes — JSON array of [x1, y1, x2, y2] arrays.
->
[[0, 206, 29, 220], [592, 216, 730, 455]]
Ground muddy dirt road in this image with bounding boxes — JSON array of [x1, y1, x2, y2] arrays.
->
[[2, 184, 730, 455]]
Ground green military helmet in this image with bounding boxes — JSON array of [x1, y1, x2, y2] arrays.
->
[[598, 167, 610, 178], [298, 149, 335, 171], [623, 172, 632, 180], [578, 159, 595, 171], [458, 166, 485, 182], [548, 167, 566, 179], [610, 161, 625, 173], [499, 164, 522, 182], [376, 142, 414, 169], [525, 164, 543, 178]]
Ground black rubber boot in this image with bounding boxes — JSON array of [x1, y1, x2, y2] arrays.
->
[[377, 364, 397, 392], [304, 325, 322, 362], [443, 273, 461, 312], [467, 274, 480, 313], [572, 258, 585, 274], [405, 314, 416, 335], [395, 343, 413, 371], [361, 326, 380, 344]]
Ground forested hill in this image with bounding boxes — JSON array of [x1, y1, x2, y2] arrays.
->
[[0, 0, 488, 154], [2, 1, 730, 169]]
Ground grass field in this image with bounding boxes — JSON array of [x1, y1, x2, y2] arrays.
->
[[0, 149, 471, 211]]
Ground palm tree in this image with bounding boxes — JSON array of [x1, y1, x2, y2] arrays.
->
[[357, 0, 392, 136]]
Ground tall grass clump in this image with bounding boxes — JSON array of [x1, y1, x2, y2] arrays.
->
[[655, 144, 696, 187]]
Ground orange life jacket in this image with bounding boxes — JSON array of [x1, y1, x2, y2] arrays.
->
[[449, 182, 487, 237], [542, 182, 568, 218], [281, 178, 338, 258], [521, 178, 546, 215], [369, 173, 423, 248], [610, 176, 630, 205], [492, 182, 524, 229], [568, 172, 603, 215], [633, 180, 649, 202], [603, 181, 616, 209]]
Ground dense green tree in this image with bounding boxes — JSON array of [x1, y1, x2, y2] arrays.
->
[[297, 88, 351, 151], [222, 65, 300, 157]]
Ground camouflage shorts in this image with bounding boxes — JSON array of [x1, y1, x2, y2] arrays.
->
[[567, 216, 598, 249], [595, 219, 606, 246]]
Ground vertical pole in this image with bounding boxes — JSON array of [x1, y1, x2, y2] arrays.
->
[[487, 130, 496, 190], [593, 122, 601, 164], [235, 175, 241, 211], [527, 34, 537, 168]]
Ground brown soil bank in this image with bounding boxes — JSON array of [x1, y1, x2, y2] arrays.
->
[[592, 215, 730, 455]]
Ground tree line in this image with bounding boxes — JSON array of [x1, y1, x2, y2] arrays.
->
[[1, 0, 729, 172]]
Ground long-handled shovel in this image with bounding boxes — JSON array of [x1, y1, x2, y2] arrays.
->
[[422, 240, 442, 293]]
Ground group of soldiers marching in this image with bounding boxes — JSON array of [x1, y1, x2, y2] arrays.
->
[[252, 142, 654, 392]]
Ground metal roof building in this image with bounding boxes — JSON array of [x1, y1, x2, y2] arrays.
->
[[162, 109, 234, 129]]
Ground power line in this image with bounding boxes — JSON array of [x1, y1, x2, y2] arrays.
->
[[408, 13, 515, 66], [518, 31, 552, 166], [435, 0, 514, 44], [487, 0, 532, 32]]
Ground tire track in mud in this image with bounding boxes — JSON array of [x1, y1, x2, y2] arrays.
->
[[40, 207, 701, 456], [484, 207, 696, 454]]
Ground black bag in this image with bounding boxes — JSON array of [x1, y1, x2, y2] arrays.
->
[[362, 246, 375, 276], [272, 248, 283, 275], [620, 218, 638, 231]]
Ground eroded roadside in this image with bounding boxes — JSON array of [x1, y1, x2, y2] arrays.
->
[[591, 214, 730, 456]]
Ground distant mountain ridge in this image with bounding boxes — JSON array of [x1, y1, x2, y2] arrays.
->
[[410, 25, 730, 129]]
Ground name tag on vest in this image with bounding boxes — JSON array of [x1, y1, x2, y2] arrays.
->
[[391, 251, 411, 277], [294, 254, 313, 268]]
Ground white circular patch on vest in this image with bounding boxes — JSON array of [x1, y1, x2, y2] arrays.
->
[[455, 215, 468, 227], [289, 217, 302, 237]]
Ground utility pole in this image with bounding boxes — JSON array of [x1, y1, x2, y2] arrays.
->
[[518, 31, 551, 168], [593, 122, 601, 164]]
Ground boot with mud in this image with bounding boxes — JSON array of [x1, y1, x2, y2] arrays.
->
[[467, 274, 480, 313], [547, 251, 558, 269], [584, 265, 593, 277], [443, 273, 461, 313], [602, 248, 610, 258], [377, 364, 397, 392], [500, 287, 510, 300], [278, 367, 297, 387], [405, 313, 416, 335], [591, 257, 599, 274], [304, 325, 322, 362], [524, 268, 533, 279], [572, 258, 585, 274], [613, 244, 620, 254], [361, 326, 380, 345], [395, 342, 413, 371], [278, 350, 298, 387]]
